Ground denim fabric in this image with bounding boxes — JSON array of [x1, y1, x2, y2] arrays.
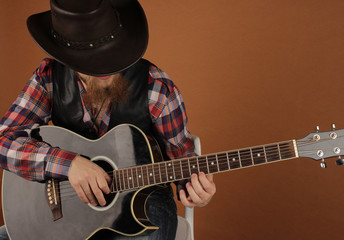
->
[[0, 226, 8, 240], [0, 186, 177, 240]]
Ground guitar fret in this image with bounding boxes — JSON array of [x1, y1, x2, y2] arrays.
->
[[181, 159, 190, 178], [238, 150, 242, 168], [159, 162, 167, 182], [198, 156, 208, 174], [208, 155, 218, 173], [216, 155, 220, 172], [228, 151, 240, 169], [131, 169, 137, 188], [263, 146, 267, 163], [113, 171, 118, 192], [206, 156, 210, 173], [153, 164, 156, 183], [118, 170, 122, 191], [173, 160, 182, 180], [147, 165, 154, 185], [218, 153, 229, 171], [125, 169, 130, 189], [171, 161, 176, 180], [252, 147, 266, 165], [138, 167, 143, 186], [277, 144, 282, 160], [226, 152, 231, 170], [110, 173, 114, 192], [142, 167, 145, 186], [164, 162, 169, 181], [180, 160, 184, 179], [166, 162, 174, 181], [141, 166, 147, 186], [153, 164, 161, 184], [188, 159, 192, 176], [145, 165, 150, 186], [125, 170, 129, 189], [265, 144, 280, 162], [120, 170, 125, 190], [122, 169, 127, 190], [280, 142, 296, 159], [249, 148, 254, 165], [189, 158, 198, 175], [135, 168, 140, 187], [128, 169, 132, 189], [126, 169, 130, 190], [240, 149, 253, 167], [122, 170, 126, 190]]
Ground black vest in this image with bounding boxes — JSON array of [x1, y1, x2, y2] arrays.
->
[[51, 59, 153, 140]]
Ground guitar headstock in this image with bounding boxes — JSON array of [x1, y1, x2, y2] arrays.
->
[[296, 124, 344, 168]]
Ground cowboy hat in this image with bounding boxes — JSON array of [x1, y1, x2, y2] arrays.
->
[[27, 0, 148, 76]]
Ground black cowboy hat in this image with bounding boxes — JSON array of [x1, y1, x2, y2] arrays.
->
[[27, 0, 148, 76]]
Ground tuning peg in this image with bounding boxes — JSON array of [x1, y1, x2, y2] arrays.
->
[[332, 123, 336, 131], [336, 156, 344, 166], [320, 159, 327, 168], [316, 126, 320, 133]]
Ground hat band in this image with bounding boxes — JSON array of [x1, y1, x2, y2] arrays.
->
[[51, 26, 121, 50]]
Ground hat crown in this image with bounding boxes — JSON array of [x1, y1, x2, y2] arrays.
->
[[54, 0, 102, 13], [51, 0, 118, 42]]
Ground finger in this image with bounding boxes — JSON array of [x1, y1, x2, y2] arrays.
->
[[103, 171, 112, 184], [190, 173, 210, 200], [89, 180, 106, 206], [185, 182, 203, 205], [81, 182, 98, 206], [199, 173, 216, 195], [179, 189, 196, 208], [206, 173, 214, 183], [98, 176, 111, 195]]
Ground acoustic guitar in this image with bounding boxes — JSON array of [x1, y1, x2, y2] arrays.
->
[[2, 124, 343, 239]]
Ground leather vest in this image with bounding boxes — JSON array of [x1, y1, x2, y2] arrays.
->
[[51, 59, 153, 140]]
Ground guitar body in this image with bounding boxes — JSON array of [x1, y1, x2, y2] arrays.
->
[[2, 124, 165, 240]]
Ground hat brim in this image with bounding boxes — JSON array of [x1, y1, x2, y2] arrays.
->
[[27, 0, 148, 76]]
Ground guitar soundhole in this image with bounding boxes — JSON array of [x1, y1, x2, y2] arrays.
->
[[92, 158, 118, 210]]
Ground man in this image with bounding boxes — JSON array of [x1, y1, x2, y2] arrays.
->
[[0, 0, 216, 239]]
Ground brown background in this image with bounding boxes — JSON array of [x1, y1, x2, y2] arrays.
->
[[1, 0, 344, 239]]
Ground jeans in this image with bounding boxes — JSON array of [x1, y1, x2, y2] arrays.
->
[[0, 186, 177, 240], [0, 226, 8, 240]]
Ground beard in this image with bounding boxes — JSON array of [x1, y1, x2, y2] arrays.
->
[[81, 74, 129, 110]]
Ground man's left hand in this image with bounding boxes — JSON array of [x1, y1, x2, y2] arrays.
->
[[179, 172, 216, 207]]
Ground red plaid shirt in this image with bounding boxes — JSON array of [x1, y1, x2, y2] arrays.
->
[[0, 58, 194, 181]]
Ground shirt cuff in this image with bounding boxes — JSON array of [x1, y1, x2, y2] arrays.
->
[[44, 148, 78, 179]]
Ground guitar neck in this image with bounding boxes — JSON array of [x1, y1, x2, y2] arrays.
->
[[111, 140, 299, 193]]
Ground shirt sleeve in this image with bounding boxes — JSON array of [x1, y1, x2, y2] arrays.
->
[[148, 65, 195, 160], [0, 59, 77, 181]]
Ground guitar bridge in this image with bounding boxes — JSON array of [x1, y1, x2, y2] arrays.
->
[[45, 178, 63, 221]]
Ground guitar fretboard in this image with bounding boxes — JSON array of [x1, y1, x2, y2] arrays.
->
[[111, 140, 297, 192]]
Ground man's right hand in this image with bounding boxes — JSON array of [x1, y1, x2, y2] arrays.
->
[[68, 156, 111, 206]]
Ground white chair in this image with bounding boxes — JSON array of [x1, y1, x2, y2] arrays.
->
[[175, 135, 201, 240]]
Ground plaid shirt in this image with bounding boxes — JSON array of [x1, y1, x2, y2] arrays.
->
[[0, 58, 194, 181]]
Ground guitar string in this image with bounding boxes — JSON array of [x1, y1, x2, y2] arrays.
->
[[57, 145, 296, 196], [60, 136, 344, 189], [58, 143, 294, 189], [48, 135, 344, 202], [57, 136, 344, 196]]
